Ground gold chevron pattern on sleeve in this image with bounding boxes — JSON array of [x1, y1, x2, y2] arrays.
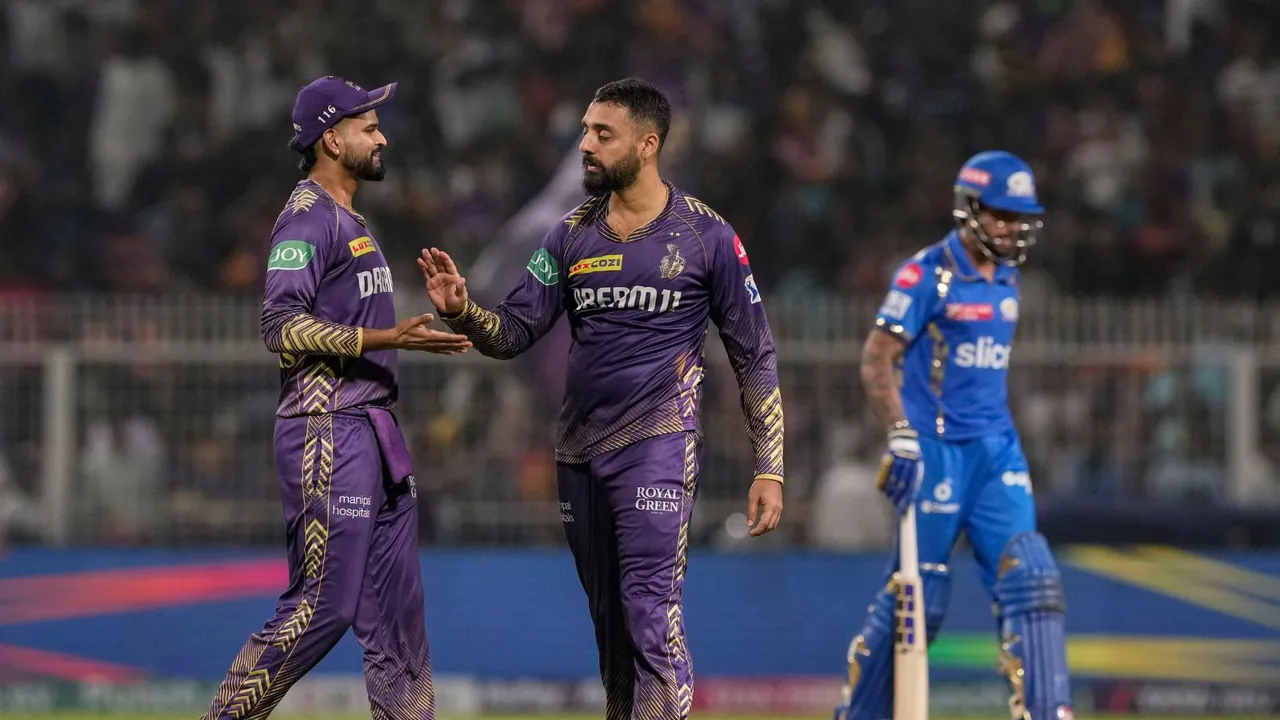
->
[[674, 349, 704, 422], [441, 300, 524, 359], [682, 195, 726, 225], [563, 196, 602, 229], [270, 599, 314, 651], [743, 383, 785, 480], [290, 188, 319, 214], [277, 314, 363, 357]]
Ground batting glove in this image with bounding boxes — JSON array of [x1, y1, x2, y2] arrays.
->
[[877, 424, 923, 515]]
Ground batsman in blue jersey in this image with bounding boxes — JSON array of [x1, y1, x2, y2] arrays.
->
[[834, 151, 1073, 720]]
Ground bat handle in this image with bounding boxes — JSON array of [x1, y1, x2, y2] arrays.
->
[[899, 505, 920, 577]]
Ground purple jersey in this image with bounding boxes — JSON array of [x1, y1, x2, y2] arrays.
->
[[443, 184, 784, 481], [261, 180, 400, 417]]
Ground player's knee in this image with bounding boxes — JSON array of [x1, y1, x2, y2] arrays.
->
[[838, 566, 950, 720], [994, 532, 1065, 617], [921, 563, 951, 641], [994, 532, 1073, 720], [322, 592, 361, 633], [622, 591, 687, 663]]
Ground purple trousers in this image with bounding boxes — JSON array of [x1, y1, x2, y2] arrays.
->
[[558, 431, 700, 720], [203, 413, 434, 720]]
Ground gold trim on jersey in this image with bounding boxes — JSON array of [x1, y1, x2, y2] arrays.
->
[[205, 415, 335, 720]]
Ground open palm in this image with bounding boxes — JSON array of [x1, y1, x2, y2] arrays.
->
[[418, 247, 469, 316]]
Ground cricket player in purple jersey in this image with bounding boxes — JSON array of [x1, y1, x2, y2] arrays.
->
[[201, 76, 471, 720], [420, 78, 785, 720]]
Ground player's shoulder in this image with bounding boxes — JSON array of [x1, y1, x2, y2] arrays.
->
[[558, 195, 608, 235], [670, 185, 733, 238], [887, 239, 949, 291], [271, 181, 340, 241]]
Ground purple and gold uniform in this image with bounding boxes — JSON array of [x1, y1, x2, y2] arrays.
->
[[203, 180, 434, 720], [443, 184, 784, 719]]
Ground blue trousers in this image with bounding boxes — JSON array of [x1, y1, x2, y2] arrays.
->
[[913, 429, 1036, 591]]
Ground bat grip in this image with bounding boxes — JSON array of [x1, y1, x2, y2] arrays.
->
[[899, 505, 920, 577]]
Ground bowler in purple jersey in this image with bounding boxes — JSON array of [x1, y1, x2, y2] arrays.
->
[[420, 78, 786, 720], [201, 76, 470, 720]]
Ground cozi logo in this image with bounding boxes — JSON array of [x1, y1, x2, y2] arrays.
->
[[954, 336, 1011, 369], [1002, 471, 1032, 493], [527, 248, 559, 285], [358, 266, 394, 299], [569, 254, 623, 277], [266, 240, 315, 271], [348, 236, 375, 257], [573, 286, 682, 314], [636, 486, 681, 513]]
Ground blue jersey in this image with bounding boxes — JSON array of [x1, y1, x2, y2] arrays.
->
[[873, 231, 1020, 440]]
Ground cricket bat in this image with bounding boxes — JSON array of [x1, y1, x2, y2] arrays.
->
[[894, 504, 929, 720]]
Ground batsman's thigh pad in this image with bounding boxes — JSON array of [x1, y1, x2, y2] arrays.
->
[[994, 532, 1072, 720], [837, 565, 951, 720]]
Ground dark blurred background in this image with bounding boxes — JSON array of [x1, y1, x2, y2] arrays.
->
[[1, 0, 1279, 551]]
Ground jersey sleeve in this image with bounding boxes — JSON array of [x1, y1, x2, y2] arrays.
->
[[873, 258, 940, 344], [441, 226, 567, 360], [708, 228, 784, 483], [260, 209, 364, 357]]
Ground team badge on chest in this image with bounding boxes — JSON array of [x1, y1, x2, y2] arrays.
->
[[1000, 297, 1019, 321], [659, 243, 686, 280]]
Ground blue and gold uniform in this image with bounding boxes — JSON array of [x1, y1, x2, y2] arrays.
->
[[836, 152, 1073, 720]]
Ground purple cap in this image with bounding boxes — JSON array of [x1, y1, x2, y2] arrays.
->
[[290, 76, 397, 151]]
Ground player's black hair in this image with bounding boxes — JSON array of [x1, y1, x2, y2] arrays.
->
[[592, 78, 671, 150], [290, 136, 317, 173]]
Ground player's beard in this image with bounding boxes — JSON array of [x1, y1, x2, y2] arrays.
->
[[582, 148, 641, 196], [343, 146, 386, 182]]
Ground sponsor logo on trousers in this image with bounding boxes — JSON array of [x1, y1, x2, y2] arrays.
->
[[334, 495, 372, 518], [636, 486, 681, 513]]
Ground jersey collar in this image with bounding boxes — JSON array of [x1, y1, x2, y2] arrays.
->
[[944, 230, 1016, 284]]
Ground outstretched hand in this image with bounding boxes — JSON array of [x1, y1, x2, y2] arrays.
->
[[746, 478, 783, 537], [365, 313, 472, 354], [418, 248, 469, 316]]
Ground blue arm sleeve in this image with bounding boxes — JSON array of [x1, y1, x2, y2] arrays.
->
[[873, 259, 941, 344]]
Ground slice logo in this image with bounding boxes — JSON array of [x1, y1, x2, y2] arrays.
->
[[267, 240, 316, 271], [734, 234, 750, 265], [527, 248, 560, 285]]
